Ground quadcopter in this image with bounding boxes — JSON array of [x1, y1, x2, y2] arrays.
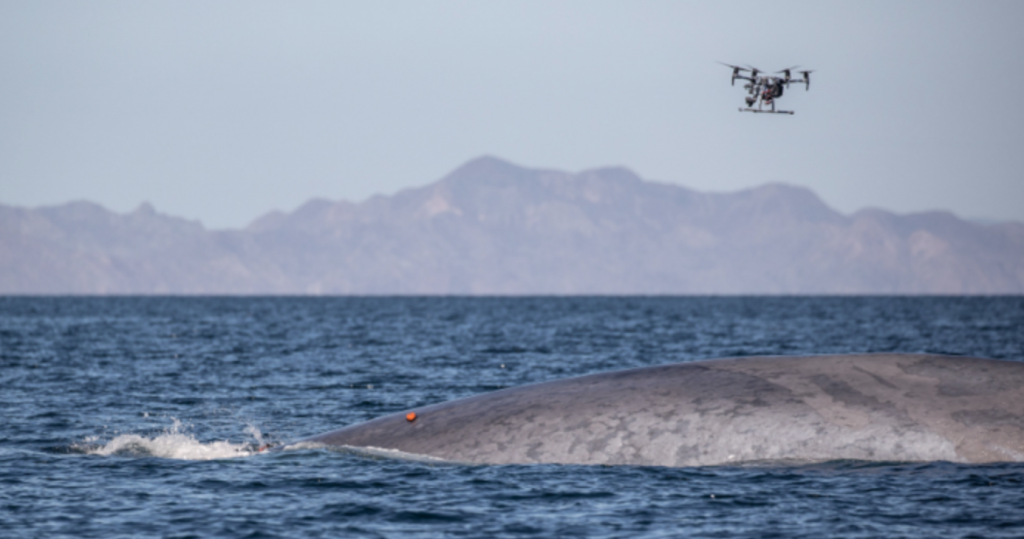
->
[[719, 62, 814, 115]]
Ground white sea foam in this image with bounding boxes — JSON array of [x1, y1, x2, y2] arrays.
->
[[80, 419, 261, 460]]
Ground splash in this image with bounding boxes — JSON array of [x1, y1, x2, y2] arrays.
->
[[244, 422, 266, 449], [79, 419, 260, 460]]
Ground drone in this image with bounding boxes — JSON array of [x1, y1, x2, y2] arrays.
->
[[719, 62, 814, 115]]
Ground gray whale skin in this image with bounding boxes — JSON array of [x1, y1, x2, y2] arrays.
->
[[302, 354, 1024, 466]]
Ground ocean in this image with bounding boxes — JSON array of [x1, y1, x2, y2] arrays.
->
[[2, 296, 1022, 538]]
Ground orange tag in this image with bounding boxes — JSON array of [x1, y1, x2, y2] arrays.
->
[[406, 412, 417, 422]]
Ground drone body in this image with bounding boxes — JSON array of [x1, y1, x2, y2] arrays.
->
[[720, 62, 814, 115]]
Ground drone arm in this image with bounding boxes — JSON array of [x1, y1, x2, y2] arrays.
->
[[796, 71, 813, 90], [787, 78, 810, 90]]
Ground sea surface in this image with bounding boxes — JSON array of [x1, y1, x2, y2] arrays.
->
[[2, 296, 1023, 538]]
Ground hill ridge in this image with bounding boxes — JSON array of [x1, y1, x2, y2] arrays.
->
[[2, 158, 1022, 294]]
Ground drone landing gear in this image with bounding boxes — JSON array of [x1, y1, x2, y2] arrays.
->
[[739, 108, 794, 115]]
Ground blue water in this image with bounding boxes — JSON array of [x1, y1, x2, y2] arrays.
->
[[2, 296, 1023, 538]]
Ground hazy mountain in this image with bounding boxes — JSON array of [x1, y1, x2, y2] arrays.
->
[[3, 156, 1023, 294]]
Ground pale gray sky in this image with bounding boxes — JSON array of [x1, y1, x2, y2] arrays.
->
[[2, 1, 1022, 229]]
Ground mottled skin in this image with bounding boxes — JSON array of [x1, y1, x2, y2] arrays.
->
[[302, 354, 1024, 466]]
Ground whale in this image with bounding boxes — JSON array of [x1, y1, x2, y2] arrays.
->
[[299, 354, 1024, 466]]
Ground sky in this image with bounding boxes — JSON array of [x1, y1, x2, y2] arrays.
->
[[2, 1, 1022, 229]]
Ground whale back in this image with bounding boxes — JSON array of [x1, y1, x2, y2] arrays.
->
[[303, 354, 1024, 466]]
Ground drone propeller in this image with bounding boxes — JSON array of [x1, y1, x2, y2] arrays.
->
[[717, 61, 749, 72], [798, 69, 814, 90], [776, 66, 799, 82], [745, 65, 765, 78], [717, 61, 749, 86]]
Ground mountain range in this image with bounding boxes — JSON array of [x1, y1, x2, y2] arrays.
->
[[3, 156, 1022, 294]]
